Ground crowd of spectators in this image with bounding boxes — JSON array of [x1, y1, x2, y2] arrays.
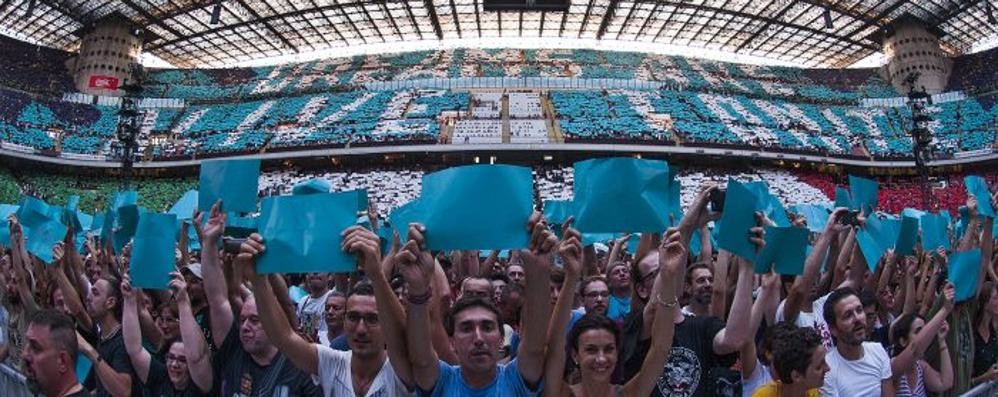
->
[[1, 161, 996, 397]]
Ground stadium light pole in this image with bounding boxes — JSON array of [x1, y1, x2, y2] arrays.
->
[[902, 72, 935, 210], [114, 63, 145, 190]]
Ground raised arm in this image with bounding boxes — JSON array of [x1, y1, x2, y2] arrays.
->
[[516, 212, 557, 387], [237, 233, 319, 374], [922, 321, 953, 392], [712, 224, 763, 355], [170, 272, 213, 393], [741, 271, 780, 379], [785, 210, 844, 324], [542, 219, 582, 397], [677, 185, 719, 252], [832, 227, 858, 290], [47, 243, 94, 331], [344, 225, 414, 387], [396, 224, 441, 391], [76, 331, 133, 397], [977, 207, 994, 300], [709, 250, 730, 319], [8, 218, 39, 315], [698, 225, 713, 263], [623, 228, 682, 397], [891, 283, 955, 378], [193, 201, 232, 348], [120, 276, 152, 383]]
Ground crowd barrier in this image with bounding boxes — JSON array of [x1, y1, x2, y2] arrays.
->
[[963, 379, 998, 396], [0, 363, 30, 397]]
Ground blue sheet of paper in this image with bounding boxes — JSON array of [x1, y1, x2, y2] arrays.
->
[[26, 219, 68, 264], [849, 175, 879, 213], [389, 200, 424, 244], [256, 190, 365, 274], [965, 176, 995, 218], [16, 196, 53, 229], [168, 190, 199, 220], [113, 204, 140, 253], [573, 158, 672, 233], [834, 187, 852, 209], [0, 204, 18, 246], [666, 169, 683, 227], [948, 249, 982, 302], [856, 230, 886, 272], [791, 204, 830, 233], [226, 213, 258, 238], [130, 213, 178, 290], [543, 200, 574, 225], [895, 215, 920, 256], [754, 226, 809, 275], [717, 178, 760, 262], [902, 208, 926, 219], [420, 164, 534, 250], [76, 353, 92, 384], [920, 212, 950, 252], [198, 159, 260, 213], [292, 178, 331, 195]]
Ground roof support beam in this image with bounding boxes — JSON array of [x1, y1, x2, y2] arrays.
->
[[232, 0, 298, 52], [595, 0, 620, 40], [423, 0, 444, 39], [355, 1, 386, 42], [702, 0, 750, 49], [307, 0, 347, 43], [335, 2, 368, 44], [449, 0, 462, 38], [635, 0, 662, 38], [402, 0, 425, 40], [473, 0, 482, 37], [578, 0, 596, 38], [378, 1, 403, 40], [616, 1, 639, 39], [259, 0, 314, 51]]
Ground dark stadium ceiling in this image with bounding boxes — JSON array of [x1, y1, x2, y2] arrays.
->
[[0, 0, 995, 68]]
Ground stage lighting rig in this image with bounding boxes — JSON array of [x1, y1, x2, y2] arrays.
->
[[113, 63, 146, 188]]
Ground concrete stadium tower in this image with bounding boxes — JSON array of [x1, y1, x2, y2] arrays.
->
[[882, 15, 953, 95], [71, 13, 143, 96]]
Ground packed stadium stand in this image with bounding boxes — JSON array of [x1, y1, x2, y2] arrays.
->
[[1, 31, 995, 162]]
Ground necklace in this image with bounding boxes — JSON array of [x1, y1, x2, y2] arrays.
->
[[100, 324, 122, 342]]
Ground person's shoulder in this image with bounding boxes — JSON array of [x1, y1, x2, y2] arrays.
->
[[316, 343, 351, 363], [861, 342, 890, 362]]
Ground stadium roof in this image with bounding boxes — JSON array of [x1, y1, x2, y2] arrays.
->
[[0, 0, 995, 68]]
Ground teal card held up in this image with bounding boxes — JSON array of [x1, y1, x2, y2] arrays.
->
[[419, 164, 534, 250], [573, 158, 672, 233], [256, 190, 365, 274], [130, 213, 179, 290], [849, 175, 879, 213], [948, 249, 982, 302], [198, 159, 260, 213], [754, 226, 809, 275], [920, 212, 950, 252], [965, 176, 995, 218], [292, 178, 331, 195], [26, 219, 68, 264], [717, 178, 760, 262], [168, 190, 199, 220]]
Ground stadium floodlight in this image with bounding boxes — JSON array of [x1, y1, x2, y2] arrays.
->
[[210, 1, 223, 25], [823, 8, 833, 29]]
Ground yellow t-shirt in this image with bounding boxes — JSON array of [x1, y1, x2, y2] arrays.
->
[[751, 382, 820, 397]]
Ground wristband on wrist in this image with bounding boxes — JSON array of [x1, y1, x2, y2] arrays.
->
[[655, 293, 678, 308], [407, 288, 432, 305]]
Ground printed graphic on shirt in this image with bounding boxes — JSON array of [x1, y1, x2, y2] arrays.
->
[[656, 346, 701, 396]]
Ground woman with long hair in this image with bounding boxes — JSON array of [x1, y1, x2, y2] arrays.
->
[[542, 223, 680, 397], [888, 283, 955, 397], [971, 282, 998, 385]]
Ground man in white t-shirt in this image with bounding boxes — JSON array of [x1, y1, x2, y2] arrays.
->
[[297, 273, 334, 337], [819, 287, 893, 397], [240, 227, 415, 397]]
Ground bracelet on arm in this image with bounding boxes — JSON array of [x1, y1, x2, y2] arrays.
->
[[407, 288, 433, 305], [655, 293, 678, 308]]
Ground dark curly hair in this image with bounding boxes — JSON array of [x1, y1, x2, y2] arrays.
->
[[772, 326, 822, 384]]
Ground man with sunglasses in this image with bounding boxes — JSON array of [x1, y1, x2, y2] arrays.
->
[[238, 226, 414, 396]]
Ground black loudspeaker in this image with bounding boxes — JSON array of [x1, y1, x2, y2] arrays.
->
[[483, 0, 570, 12]]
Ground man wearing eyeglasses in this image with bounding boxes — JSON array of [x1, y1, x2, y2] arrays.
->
[[238, 227, 414, 397]]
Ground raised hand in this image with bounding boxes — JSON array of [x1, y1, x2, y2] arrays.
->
[[341, 225, 382, 275], [168, 271, 189, 303], [683, 184, 721, 230], [749, 224, 766, 253], [235, 233, 265, 277], [938, 320, 950, 339], [395, 224, 435, 296], [120, 274, 135, 300], [658, 228, 687, 277], [521, 211, 558, 269], [52, 242, 65, 264], [193, 200, 227, 243], [558, 217, 582, 276], [941, 282, 956, 312]]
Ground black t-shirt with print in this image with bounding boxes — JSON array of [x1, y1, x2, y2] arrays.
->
[[212, 322, 320, 397], [83, 325, 143, 397], [619, 311, 738, 397]]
